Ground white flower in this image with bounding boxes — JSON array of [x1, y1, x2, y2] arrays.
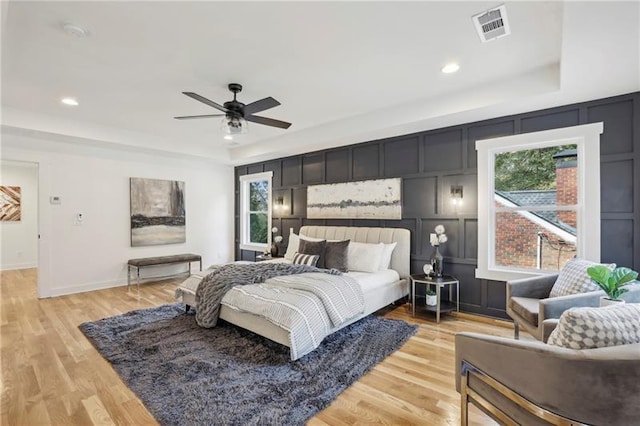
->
[[274, 235, 283, 243], [430, 226, 448, 246], [271, 227, 278, 233]]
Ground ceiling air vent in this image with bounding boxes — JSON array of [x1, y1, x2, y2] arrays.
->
[[472, 4, 510, 43]]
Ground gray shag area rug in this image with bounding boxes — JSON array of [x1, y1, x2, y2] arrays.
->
[[80, 303, 417, 426]]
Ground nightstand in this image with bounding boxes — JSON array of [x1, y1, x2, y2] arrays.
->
[[409, 274, 459, 323]]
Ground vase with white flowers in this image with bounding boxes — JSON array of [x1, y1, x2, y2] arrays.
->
[[270, 227, 283, 257], [429, 225, 448, 278]]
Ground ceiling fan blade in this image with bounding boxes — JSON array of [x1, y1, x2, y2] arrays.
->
[[174, 114, 225, 120], [245, 114, 292, 129], [242, 97, 280, 116], [182, 92, 228, 112]]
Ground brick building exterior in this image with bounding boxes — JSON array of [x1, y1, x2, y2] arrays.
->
[[495, 150, 577, 271]]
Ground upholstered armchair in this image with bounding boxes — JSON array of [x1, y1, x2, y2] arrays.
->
[[507, 273, 601, 341], [455, 333, 640, 426], [507, 274, 640, 342]]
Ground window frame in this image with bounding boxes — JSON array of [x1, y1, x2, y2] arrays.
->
[[476, 122, 603, 281], [239, 171, 273, 252]]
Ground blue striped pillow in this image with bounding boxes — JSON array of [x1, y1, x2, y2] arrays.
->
[[292, 252, 319, 267]]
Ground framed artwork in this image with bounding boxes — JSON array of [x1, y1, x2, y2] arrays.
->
[[307, 178, 402, 219], [130, 178, 185, 246], [0, 186, 21, 221]]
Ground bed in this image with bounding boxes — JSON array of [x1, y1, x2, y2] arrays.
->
[[177, 226, 410, 358]]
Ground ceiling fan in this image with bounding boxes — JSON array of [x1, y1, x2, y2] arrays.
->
[[174, 83, 291, 134]]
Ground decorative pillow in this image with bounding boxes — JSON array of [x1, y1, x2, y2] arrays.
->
[[298, 239, 327, 268], [284, 233, 300, 260], [378, 242, 397, 270], [325, 240, 350, 272], [549, 258, 615, 298], [292, 252, 320, 267], [547, 303, 640, 349], [348, 242, 384, 273], [283, 232, 324, 260]]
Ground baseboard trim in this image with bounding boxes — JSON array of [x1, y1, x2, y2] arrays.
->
[[1, 262, 38, 271], [45, 279, 128, 298]]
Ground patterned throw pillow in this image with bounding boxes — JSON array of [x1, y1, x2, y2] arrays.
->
[[292, 252, 320, 267], [298, 239, 327, 268], [549, 258, 614, 298], [547, 303, 640, 349]]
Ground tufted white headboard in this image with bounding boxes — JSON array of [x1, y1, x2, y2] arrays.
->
[[299, 226, 411, 279]]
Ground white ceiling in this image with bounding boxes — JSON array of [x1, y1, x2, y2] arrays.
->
[[1, 1, 639, 165]]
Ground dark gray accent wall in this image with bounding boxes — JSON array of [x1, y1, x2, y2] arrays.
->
[[235, 92, 640, 319]]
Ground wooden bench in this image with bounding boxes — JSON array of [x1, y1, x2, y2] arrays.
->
[[127, 253, 202, 288]]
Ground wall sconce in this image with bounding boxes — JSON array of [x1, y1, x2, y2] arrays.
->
[[450, 185, 463, 205], [273, 196, 285, 210]]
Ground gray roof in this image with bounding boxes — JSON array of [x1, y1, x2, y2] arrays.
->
[[553, 148, 577, 159], [496, 190, 577, 236]]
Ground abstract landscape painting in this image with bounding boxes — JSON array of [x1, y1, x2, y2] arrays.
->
[[307, 178, 402, 219], [0, 186, 21, 222], [130, 178, 185, 246]]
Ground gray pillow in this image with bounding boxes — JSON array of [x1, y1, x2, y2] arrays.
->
[[298, 239, 326, 268], [325, 240, 350, 272]]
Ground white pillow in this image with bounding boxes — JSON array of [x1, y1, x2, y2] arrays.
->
[[283, 232, 324, 260], [378, 242, 397, 270], [348, 242, 384, 273], [284, 233, 300, 260]]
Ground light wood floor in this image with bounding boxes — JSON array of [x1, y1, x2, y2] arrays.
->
[[1, 268, 512, 425]]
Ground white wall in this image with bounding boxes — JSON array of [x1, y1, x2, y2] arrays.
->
[[0, 160, 39, 270], [1, 131, 235, 297]]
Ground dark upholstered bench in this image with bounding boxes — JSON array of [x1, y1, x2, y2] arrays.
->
[[127, 253, 202, 288]]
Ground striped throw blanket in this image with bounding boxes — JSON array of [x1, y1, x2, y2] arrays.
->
[[223, 272, 364, 359]]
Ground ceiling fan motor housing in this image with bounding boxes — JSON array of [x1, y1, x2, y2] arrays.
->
[[223, 101, 245, 118]]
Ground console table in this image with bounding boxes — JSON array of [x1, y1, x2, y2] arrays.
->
[[127, 253, 202, 288]]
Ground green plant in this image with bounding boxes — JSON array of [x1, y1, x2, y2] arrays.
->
[[587, 265, 638, 300], [426, 288, 436, 296]]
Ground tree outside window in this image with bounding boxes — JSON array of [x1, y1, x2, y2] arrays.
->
[[248, 180, 269, 244], [239, 172, 272, 251]]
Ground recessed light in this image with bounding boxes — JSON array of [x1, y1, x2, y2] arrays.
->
[[224, 135, 233, 141], [61, 97, 79, 106], [441, 63, 460, 74]]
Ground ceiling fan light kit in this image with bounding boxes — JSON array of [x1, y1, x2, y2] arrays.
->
[[175, 83, 292, 138], [221, 116, 248, 135]]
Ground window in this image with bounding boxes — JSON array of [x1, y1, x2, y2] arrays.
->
[[239, 171, 272, 251], [476, 123, 603, 281]]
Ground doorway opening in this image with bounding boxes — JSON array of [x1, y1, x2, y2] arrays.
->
[[1, 159, 40, 295]]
